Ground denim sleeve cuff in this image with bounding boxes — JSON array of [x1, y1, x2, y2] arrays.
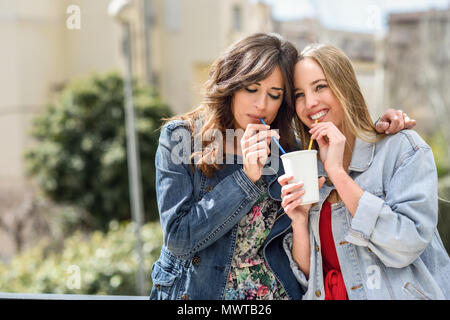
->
[[282, 232, 309, 290], [345, 191, 384, 246], [232, 169, 264, 200]]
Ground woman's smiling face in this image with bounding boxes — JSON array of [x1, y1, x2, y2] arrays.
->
[[294, 58, 344, 129]]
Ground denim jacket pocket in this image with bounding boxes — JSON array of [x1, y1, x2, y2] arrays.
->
[[150, 262, 179, 300]]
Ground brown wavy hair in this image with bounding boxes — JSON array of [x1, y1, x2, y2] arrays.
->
[[166, 33, 299, 177]]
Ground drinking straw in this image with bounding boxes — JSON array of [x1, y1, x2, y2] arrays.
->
[[259, 118, 286, 155], [308, 120, 319, 150]]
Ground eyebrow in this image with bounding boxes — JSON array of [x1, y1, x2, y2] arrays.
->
[[254, 83, 284, 91], [295, 79, 327, 91], [310, 79, 327, 86]]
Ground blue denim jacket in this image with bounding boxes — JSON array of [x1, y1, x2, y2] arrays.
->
[[284, 130, 450, 300], [149, 120, 304, 300]]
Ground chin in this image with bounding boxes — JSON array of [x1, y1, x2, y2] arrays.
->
[[299, 118, 311, 128]]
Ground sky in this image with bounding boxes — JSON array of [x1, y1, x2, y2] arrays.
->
[[258, 0, 450, 33]]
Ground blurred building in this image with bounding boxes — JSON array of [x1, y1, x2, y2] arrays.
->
[[0, 0, 274, 258], [275, 18, 381, 118], [0, 0, 273, 186], [143, 0, 274, 115], [384, 8, 450, 136], [0, 0, 123, 189]]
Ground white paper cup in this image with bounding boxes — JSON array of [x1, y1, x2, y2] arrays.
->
[[281, 150, 319, 205]]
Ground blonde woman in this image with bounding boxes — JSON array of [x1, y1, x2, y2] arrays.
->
[[279, 44, 450, 300]]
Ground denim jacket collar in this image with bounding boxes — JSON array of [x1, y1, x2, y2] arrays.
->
[[317, 137, 375, 178], [348, 137, 375, 173], [314, 137, 375, 214]]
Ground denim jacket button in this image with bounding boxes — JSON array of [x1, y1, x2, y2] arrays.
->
[[192, 255, 201, 266], [181, 294, 190, 300], [314, 245, 319, 252], [315, 290, 321, 297], [205, 185, 214, 193]]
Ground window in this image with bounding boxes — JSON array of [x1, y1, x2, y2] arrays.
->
[[164, 0, 181, 31], [232, 5, 242, 32]]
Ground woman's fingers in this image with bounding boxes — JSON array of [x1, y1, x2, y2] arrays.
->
[[241, 131, 266, 150], [245, 148, 269, 165], [387, 110, 404, 134], [284, 198, 307, 214], [242, 138, 270, 164], [310, 121, 335, 137], [242, 129, 279, 149], [375, 120, 390, 133], [281, 181, 305, 208], [281, 177, 325, 206], [243, 140, 270, 155], [378, 109, 404, 134], [241, 128, 281, 166], [403, 112, 417, 129], [310, 123, 344, 144], [242, 124, 270, 140], [311, 129, 328, 141], [278, 174, 294, 186], [281, 181, 304, 197], [318, 176, 326, 189], [242, 124, 279, 143], [241, 125, 280, 182], [282, 189, 305, 208]]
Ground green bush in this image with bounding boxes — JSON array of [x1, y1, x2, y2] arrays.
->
[[24, 72, 172, 230], [426, 132, 450, 254], [438, 175, 450, 255], [428, 130, 450, 178], [0, 220, 163, 296]]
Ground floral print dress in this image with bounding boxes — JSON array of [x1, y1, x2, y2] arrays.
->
[[224, 179, 288, 300]]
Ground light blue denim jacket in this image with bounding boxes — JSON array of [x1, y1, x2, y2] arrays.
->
[[284, 130, 450, 300], [150, 120, 304, 300]]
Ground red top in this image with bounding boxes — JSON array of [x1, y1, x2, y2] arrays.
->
[[319, 200, 348, 300]]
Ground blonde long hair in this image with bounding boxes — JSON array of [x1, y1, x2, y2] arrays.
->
[[165, 33, 299, 177], [294, 44, 383, 149]]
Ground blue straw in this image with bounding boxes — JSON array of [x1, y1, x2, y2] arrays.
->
[[259, 118, 286, 155]]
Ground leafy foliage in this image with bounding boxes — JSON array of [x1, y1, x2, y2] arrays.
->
[[24, 72, 172, 229], [438, 175, 450, 255], [428, 130, 450, 178], [427, 132, 450, 254], [0, 221, 163, 295]]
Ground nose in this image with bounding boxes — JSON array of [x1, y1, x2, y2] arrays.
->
[[254, 92, 267, 110], [305, 93, 319, 110]]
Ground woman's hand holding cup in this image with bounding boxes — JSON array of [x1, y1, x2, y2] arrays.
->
[[278, 174, 326, 227]]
